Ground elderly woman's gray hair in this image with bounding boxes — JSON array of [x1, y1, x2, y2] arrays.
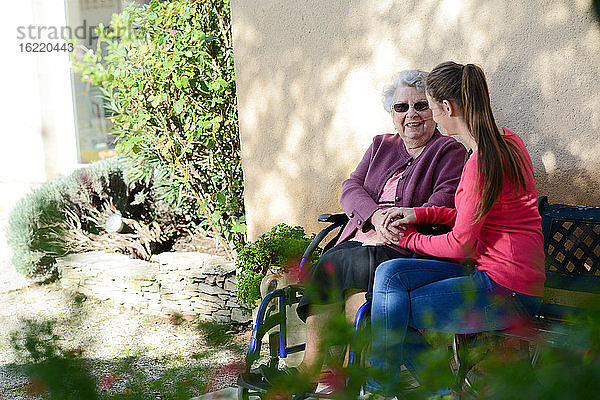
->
[[382, 70, 428, 112]]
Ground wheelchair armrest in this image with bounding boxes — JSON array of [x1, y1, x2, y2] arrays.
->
[[301, 213, 349, 262], [317, 213, 349, 224]]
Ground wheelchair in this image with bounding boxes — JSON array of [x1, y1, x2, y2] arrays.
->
[[236, 212, 373, 400], [236, 213, 455, 400]]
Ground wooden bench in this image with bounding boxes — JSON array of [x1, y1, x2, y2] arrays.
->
[[454, 196, 600, 387]]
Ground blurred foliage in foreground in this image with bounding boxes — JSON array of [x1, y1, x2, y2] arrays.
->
[[6, 305, 600, 399], [251, 300, 600, 400], [6, 317, 246, 399]]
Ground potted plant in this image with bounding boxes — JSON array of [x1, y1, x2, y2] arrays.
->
[[235, 223, 320, 308]]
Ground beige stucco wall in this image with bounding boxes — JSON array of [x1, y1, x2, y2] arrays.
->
[[231, 0, 600, 240]]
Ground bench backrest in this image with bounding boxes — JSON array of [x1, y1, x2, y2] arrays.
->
[[538, 197, 600, 320]]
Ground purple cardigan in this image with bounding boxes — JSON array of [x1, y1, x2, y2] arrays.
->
[[337, 129, 468, 250]]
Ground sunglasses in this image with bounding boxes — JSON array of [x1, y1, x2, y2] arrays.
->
[[392, 101, 429, 113]]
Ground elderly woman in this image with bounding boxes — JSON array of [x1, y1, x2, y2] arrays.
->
[[292, 70, 468, 381]]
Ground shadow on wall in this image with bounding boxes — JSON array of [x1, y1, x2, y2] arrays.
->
[[232, 0, 600, 237]]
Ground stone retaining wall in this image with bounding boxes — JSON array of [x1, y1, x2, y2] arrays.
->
[[57, 251, 252, 323]]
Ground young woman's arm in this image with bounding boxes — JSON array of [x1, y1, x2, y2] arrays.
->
[[398, 158, 484, 261]]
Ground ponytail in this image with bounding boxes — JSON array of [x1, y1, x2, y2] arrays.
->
[[428, 62, 528, 223]]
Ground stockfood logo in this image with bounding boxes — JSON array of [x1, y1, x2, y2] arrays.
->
[[16, 20, 133, 54]]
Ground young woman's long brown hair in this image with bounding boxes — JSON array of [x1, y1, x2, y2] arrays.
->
[[426, 61, 528, 222]]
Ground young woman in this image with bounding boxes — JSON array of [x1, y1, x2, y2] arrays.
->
[[367, 61, 545, 395]]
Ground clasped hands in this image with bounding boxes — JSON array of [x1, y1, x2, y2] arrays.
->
[[370, 207, 417, 245]]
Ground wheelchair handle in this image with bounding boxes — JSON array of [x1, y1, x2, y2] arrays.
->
[[300, 213, 349, 269]]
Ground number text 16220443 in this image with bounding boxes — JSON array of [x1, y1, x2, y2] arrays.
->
[[19, 42, 74, 53]]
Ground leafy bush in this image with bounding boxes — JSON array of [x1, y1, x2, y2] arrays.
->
[[6, 159, 197, 276], [72, 0, 244, 257], [235, 223, 320, 307], [6, 178, 71, 276]]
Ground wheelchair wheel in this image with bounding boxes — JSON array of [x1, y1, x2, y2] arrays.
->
[[238, 385, 263, 400], [237, 329, 284, 400], [452, 333, 540, 396], [451, 333, 490, 394], [237, 368, 270, 400]]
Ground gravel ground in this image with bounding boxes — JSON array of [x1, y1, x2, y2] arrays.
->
[[0, 212, 251, 399]]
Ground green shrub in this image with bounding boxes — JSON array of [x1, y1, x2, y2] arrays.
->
[[72, 0, 244, 257], [235, 270, 264, 310], [6, 159, 198, 276], [235, 224, 320, 307], [6, 178, 72, 275]]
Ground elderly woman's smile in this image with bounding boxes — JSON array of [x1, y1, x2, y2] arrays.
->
[[390, 87, 436, 157]]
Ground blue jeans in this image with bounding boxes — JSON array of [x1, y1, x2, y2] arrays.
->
[[367, 258, 541, 394]]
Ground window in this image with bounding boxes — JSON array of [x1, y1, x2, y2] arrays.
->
[[66, 0, 146, 163]]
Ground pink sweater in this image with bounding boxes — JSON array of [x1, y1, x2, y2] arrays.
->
[[397, 129, 545, 296]]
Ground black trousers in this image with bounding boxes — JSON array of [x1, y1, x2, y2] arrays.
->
[[296, 241, 408, 322]]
